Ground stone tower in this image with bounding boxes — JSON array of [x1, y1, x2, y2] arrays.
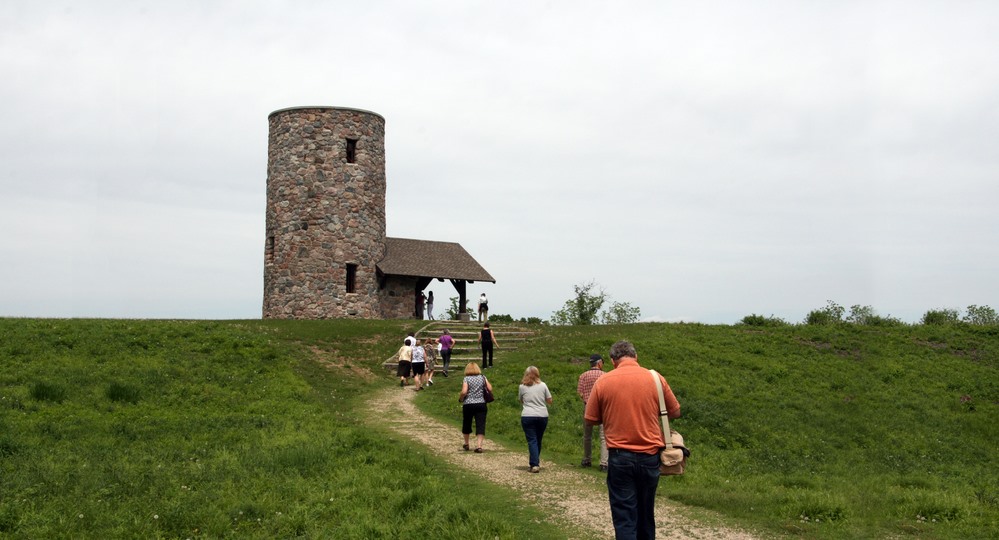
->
[[263, 106, 386, 318]]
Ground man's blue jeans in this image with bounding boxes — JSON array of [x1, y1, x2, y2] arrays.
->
[[607, 448, 661, 540], [521, 416, 548, 467]]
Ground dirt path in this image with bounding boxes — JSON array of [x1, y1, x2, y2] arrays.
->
[[365, 385, 761, 540]]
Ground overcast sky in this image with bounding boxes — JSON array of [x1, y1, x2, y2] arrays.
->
[[2, 1, 997, 324]]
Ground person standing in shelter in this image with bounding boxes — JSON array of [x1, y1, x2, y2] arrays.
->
[[417, 291, 426, 319], [427, 291, 435, 320], [478, 322, 498, 369], [439, 329, 454, 377], [458, 362, 492, 453], [519, 366, 553, 473], [396, 338, 413, 387], [411, 338, 427, 390], [578, 353, 609, 471], [585, 341, 681, 540], [478, 293, 488, 321]]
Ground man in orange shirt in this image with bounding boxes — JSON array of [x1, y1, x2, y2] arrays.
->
[[584, 341, 681, 540]]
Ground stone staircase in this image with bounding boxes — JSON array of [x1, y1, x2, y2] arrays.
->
[[382, 320, 538, 372]]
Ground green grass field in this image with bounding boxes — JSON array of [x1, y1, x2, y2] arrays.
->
[[1, 318, 997, 539]]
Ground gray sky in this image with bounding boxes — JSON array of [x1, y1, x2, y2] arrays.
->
[[2, 1, 997, 324]]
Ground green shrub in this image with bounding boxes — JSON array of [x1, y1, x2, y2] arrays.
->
[[739, 314, 788, 327], [922, 309, 960, 325], [963, 304, 999, 325], [29, 381, 66, 403], [489, 313, 514, 323], [106, 381, 142, 404], [805, 301, 844, 325], [0, 436, 18, 457]]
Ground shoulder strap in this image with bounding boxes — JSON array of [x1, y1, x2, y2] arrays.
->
[[649, 369, 673, 449]]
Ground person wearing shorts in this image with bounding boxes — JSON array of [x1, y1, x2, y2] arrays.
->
[[458, 362, 492, 452], [411, 342, 426, 390], [396, 339, 413, 387]]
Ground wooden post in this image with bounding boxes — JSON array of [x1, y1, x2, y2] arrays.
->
[[450, 279, 468, 318]]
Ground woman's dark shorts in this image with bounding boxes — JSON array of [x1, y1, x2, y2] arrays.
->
[[396, 360, 412, 377]]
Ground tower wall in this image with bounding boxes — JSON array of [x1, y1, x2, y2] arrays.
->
[[263, 107, 386, 319]]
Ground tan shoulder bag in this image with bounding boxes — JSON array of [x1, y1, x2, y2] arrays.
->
[[650, 369, 688, 475]]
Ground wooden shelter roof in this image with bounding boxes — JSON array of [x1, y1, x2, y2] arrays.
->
[[377, 237, 495, 283]]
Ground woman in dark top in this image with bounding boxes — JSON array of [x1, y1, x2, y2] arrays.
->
[[477, 322, 498, 368]]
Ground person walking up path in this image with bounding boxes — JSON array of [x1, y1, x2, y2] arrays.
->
[[423, 338, 437, 388], [411, 339, 427, 390], [585, 340, 681, 540], [396, 338, 413, 387], [519, 366, 553, 473], [478, 322, 498, 369], [578, 353, 608, 471], [458, 362, 492, 452], [439, 329, 454, 377]]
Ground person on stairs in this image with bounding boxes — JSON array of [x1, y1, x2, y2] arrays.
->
[[478, 322, 498, 369]]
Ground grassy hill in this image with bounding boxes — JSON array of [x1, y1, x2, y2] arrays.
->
[[1, 318, 996, 539]]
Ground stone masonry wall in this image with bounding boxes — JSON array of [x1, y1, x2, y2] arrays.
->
[[263, 107, 386, 319], [379, 275, 420, 319]]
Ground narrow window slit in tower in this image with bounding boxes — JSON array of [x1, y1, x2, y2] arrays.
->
[[346, 138, 358, 163], [346, 263, 358, 293], [266, 236, 275, 264]]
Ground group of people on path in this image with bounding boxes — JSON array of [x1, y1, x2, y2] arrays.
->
[[397, 324, 681, 539], [395, 330, 452, 390], [396, 329, 460, 389]]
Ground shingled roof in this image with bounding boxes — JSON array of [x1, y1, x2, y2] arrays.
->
[[377, 237, 495, 283]]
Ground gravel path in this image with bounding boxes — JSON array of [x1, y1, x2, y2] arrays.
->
[[366, 385, 761, 540]]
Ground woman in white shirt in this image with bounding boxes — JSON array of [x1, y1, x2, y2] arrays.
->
[[518, 366, 553, 473]]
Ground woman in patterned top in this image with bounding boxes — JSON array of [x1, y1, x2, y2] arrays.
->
[[458, 362, 493, 453], [422, 338, 437, 388], [411, 339, 426, 390]]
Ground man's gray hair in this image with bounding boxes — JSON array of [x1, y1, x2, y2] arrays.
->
[[609, 340, 637, 361]]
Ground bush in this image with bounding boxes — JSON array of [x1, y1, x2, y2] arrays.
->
[[106, 381, 142, 404], [963, 305, 999, 326], [489, 314, 514, 323], [551, 281, 641, 325], [30, 381, 66, 403], [739, 314, 788, 327], [805, 301, 844, 325], [846, 305, 903, 326], [446, 296, 474, 320], [601, 301, 641, 324], [922, 309, 960, 325]]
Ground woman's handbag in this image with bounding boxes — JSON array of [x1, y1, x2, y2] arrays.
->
[[650, 370, 689, 475], [482, 375, 495, 403]]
